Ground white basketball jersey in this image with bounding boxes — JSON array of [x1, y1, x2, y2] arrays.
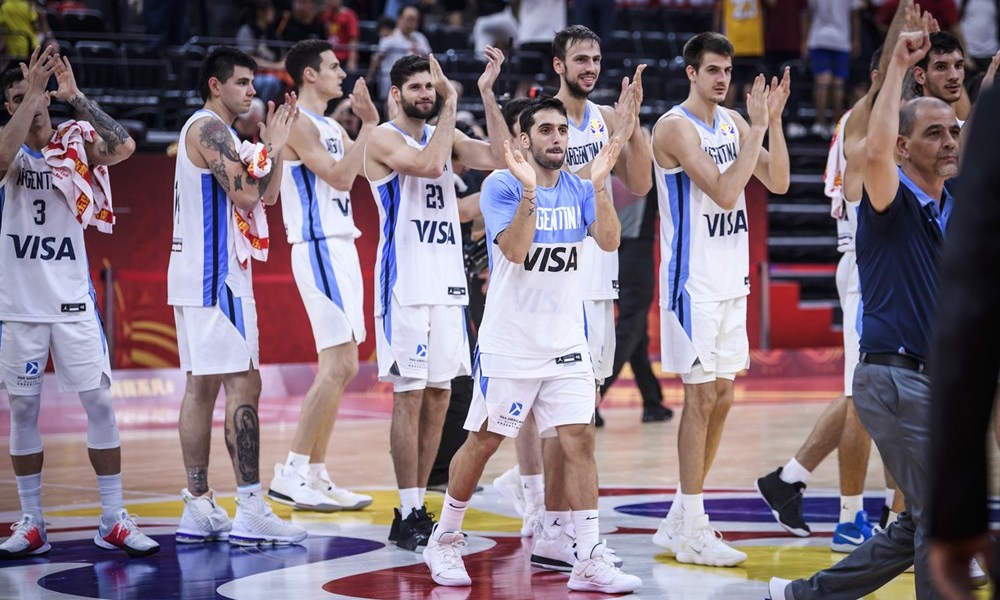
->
[[825, 110, 857, 253], [0, 145, 94, 322], [367, 122, 467, 316], [281, 108, 357, 243], [655, 105, 750, 313], [478, 170, 594, 359], [565, 100, 618, 300], [168, 109, 254, 307]]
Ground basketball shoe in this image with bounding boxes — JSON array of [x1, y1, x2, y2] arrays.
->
[[676, 514, 747, 567], [229, 492, 307, 546], [268, 463, 341, 512], [492, 466, 525, 516], [831, 510, 876, 553], [309, 467, 372, 511], [568, 542, 642, 593], [423, 526, 471, 586], [94, 509, 161, 557], [176, 488, 232, 543], [530, 527, 577, 572], [390, 506, 434, 550], [652, 505, 684, 554], [0, 514, 50, 559], [755, 468, 811, 537]]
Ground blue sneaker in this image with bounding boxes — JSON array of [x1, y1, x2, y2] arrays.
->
[[831, 510, 876, 553]]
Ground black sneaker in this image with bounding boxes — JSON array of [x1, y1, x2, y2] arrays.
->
[[755, 468, 811, 537], [395, 507, 432, 551], [388, 507, 402, 542], [642, 404, 674, 423], [879, 504, 891, 530], [594, 408, 605, 428], [414, 506, 436, 537]]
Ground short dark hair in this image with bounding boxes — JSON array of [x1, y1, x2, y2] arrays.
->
[[390, 54, 429, 89], [502, 97, 534, 135], [198, 46, 257, 102], [916, 32, 965, 71], [1, 66, 24, 102], [518, 97, 567, 135], [682, 32, 734, 70], [552, 25, 601, 62], [285, 39, 335, 88]]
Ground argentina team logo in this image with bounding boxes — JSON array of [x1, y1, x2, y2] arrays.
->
[[415, 344, 427, 358], [588, 118, 606, 138], [25, 361, 39, 375], [508, 402, 523, 417]]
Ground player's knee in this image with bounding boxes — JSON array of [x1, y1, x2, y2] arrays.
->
[[557, 424, 595, 456], [9, 394, 42, 455], [466, 430, 503, 458], [79, 388, 120, 450]]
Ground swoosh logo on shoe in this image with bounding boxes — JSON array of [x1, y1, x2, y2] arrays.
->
[[585, 516, 598, 520], [838, 534, 865, 544]]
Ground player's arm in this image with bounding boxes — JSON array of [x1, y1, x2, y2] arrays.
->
[[865, 30, 931, 212], [601, 66, 652, 195], [290, 79, 377, 190], [458, 191, 482, 222], [453, 130, 504, 170], [51, 55, 135, 166], [0, 46, 56, 177], [477, 45, 513, 166], [494, 141, 538, 263], [739, 67, 791, 194], [587, 138, 623, 251]]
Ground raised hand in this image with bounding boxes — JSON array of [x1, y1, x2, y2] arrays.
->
[[478, 45, 505, 95], [591, 137, 622, 185], [51, 54, 81, 102], [429, 53, 456, 101], [260, 92, 299, 153], [631, 63, 646, 119], [504, 139, 536, 190], [612, 80, 638, 143], [20, 45, 57, 98], [767, 66, 791, 123], [746, 73, 770, 130], [982, 50, 1000, 90], [894, 29, 931, 69], [349, 77, 379, 126]]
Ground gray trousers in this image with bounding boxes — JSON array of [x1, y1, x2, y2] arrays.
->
[[787, 362, 940, 600]]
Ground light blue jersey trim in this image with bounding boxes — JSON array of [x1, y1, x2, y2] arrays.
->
[[293, 164, 324, 241], [679, 106, 717, 134], [665, 171, 693, 337], [376, 177, 401, 342], [309, 238, 345, 311], [200, 173, 229, 307]]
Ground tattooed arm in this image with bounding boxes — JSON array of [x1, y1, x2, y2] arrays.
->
[[51, 55, 135, 165]]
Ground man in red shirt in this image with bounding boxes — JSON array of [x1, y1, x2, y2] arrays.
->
[[321, 0, 360, 71]]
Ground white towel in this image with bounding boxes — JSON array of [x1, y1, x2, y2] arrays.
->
[[42, 120, 114, 233], [824, 111, 850, 220]]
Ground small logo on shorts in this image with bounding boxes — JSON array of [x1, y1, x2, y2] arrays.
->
[[448, 286, 467, 296], [555, 353, 583, 365], [415, 344, 428, 358], [508, 402, 523, 417], [24, 361, 39, 375], [612, 280, 619, 290], [61, 303, 86, 313]]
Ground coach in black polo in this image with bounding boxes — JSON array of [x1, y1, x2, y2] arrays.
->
[[769, 27, 959, 600]]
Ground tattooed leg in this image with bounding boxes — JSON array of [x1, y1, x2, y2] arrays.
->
[[222, 370, 262, 486]]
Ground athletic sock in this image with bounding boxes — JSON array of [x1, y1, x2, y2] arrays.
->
[[96, 473, 125, 520], [284, 452, 310, 473], [418, 487, 426, 506], [399, 487, 421, 516], [572, 509, 600, 557], [543, 510, 571, 538], [884, 487, 895, 509], [666, 483, 683, 521], [15, 473, 43, 522], [839, 494, 864, 524], [522, 474, 545, 508], [680, 492, 705, 532], [237, 483, 263, 507], [780, 458, 811, 485], [435, 493, 468, 540]]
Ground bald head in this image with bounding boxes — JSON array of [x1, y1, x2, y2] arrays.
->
[[899, 96, 953, 137]]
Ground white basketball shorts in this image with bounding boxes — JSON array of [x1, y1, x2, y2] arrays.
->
[[375, 294, 470, 392], [465, 368, 596, 438], [583, 299, 615, 385], [0, 318, 112, 394], [660, 296, 749, 384], [292, 237, 366, 352], [836, 250, 860, 396], [174, 290, 260, 376]]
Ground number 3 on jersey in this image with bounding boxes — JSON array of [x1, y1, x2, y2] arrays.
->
[[33, 199, 45, 225]]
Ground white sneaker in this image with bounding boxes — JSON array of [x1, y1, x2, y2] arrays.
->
[[530, 528, 577, 572], [492, 466, 525, 516], [652, 507, 683, 554], [423, 527, 471, 586], [521, 503, 543, 537], [0, 514, 50, 559], [769, 577, 791, 599], [268, 464, 341, 513], [230, 492, 307, 546], [95, 509, 161, 557], [176, 489, 232, 544], [676, 514, 747, 567], [970, 557, 988, 588], [310, 467, 373, 511], [568, 542, 642, 593]]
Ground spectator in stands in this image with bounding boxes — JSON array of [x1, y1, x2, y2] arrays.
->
[[715, 0, 767, 107], [804, 0, 863, 138], [368, 5, 431, 101], [573, 0, 614, 45], [960, 0, 999, 72], [472, 0, 517, 56], [277, 0, 327, 43], [236, 0, 286, 103], [0, 0, 42, 60], [763, 0, 808, 137], [142, 0, 188, 51], [513, 0, 566, 97], [321, 0, 360, 71]]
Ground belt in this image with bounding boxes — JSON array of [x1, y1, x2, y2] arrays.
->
[[860, 352, 928, 374]]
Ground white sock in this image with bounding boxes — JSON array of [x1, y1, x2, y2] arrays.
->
[[543, 510, 571, 537], [435, 492, 468, 540], [681, 492, 705, 532], [399, 487, 421, 515], [237, 483, 263, 505], [418, 488, 426, 505], [15, 473, 42, 522], [887, 510, 899, 526], [522, 474, 545, 508], [839, 494, 864, 524], [285, 452, 310, 472], [780, 458, 810, 485], [572, 509, 600, 557], [666, 483, 683, 521], [884, 488, 895, 509], [96, 473, 125, 520]]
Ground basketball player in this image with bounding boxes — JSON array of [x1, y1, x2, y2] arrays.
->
[[651, 32, 790, 567], [424, 97, 641, 593], [0, 46, 159, 558], [267, 39, 376, 513], [363, 51, 509, 551], [169, 46, 307, 546]]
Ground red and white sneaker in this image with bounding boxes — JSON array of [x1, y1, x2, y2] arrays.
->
[[0, 514, 50, 559], [94, 510, 161, 557]]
